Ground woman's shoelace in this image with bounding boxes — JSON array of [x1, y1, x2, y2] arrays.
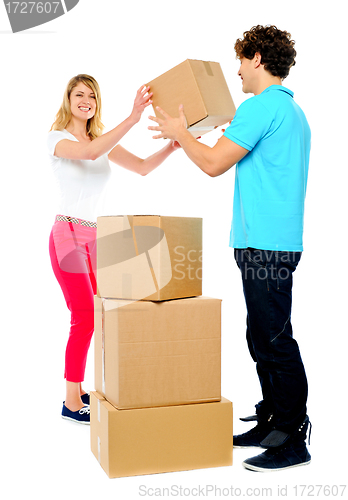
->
[[78, 406, 90, 415]]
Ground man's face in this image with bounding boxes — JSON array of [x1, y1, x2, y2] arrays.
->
[[238, 56, 258, 94]]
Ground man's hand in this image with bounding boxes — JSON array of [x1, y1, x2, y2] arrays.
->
[[148, 104, 187, 140], [149, 107, 247, 178]]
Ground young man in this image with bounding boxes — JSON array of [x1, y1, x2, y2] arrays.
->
[[148, 25, 311, 472]]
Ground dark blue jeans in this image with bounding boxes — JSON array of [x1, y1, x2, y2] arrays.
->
[[234, 248, 308, 433]]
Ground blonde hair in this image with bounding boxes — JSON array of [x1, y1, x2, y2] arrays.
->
[[50, 74, 104, 140]]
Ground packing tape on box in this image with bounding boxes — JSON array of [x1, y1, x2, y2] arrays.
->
[[122, 273, 133, 298], [128, 218, 163, 293], [203, 61, 214, 76], [127, 226, 171, 295], [101, 300, 106, 395], [101, 297, 141, 395], [97, 398, 101, 464]]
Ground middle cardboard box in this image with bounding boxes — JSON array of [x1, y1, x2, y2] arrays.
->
[[94, 295, 221, 410]]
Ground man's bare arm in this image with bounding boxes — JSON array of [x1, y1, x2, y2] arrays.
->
[[148, 105, 248, 177]]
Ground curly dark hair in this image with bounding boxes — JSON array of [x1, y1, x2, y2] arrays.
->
[[234, 25, 296, 79]]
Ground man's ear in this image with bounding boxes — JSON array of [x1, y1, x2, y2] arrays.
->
[[254, 52, 262, 68]]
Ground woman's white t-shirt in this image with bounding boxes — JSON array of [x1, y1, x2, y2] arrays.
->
[[47, 129, 111, 222]]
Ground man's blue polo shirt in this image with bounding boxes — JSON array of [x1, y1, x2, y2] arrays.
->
[[223, 85, 311, 251]]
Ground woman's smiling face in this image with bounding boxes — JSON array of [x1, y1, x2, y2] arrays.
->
[[69, 82, 97, 121]]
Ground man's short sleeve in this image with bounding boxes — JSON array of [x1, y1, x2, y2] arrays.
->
[[223, 97, 273, 151], [47, 130, 68, 157]]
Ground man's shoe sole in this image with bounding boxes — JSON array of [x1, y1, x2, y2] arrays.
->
[[242, 458, 311, 472], [233, 444, 263, 449], [61, 415, 90, 425]]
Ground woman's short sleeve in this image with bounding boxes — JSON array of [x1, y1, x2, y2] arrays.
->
[[47, 130, 68, 157]]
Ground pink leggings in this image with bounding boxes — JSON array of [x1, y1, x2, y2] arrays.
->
[[49, 216, 97, 382]]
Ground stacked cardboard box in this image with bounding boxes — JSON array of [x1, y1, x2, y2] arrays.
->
[[91, 215, 233, 478]]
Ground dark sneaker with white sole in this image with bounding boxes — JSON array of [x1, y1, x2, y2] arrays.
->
[[61, 404, 90, 425], [81, 393, 90, 405], [233, 413, 274, 448], [243, 415, 312, 472]]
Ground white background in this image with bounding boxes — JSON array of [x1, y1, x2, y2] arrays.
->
[[1, 0, 347, 498]]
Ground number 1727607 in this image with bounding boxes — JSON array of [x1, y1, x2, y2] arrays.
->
[[5, 2, 61, 14], [293, 485, 347, 497]]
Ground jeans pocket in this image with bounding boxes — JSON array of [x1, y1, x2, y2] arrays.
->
[[276, 252, 301, 290], [244, 248, 269, 268]]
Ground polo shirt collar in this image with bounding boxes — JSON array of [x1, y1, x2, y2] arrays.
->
[[261, 85, 294, 97]]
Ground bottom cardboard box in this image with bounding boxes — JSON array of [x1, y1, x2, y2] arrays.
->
[[90, 391, 233, 478]]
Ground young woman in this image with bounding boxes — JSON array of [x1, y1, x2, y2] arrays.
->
[[48, 74, 179, 424]]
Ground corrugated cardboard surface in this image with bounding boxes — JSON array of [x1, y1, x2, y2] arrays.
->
[[94, 295, 221, 409], [90, 391, 233, 478], [147, 59, 236, 137], [97, 215, 202, 301]]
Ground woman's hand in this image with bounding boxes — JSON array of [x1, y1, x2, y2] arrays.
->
[[130, 85, 153, 124], [221, 119, 233, 134]]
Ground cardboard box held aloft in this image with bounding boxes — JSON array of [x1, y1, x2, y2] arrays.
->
[[97, 215, 202, 301], [94, 295, 221, 409], [90, 391, 233, 478], [147, 59, 236, 138]]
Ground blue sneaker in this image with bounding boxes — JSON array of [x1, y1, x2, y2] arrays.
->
[[81, 393, 90, 405], [242, 442, 311, 472], [243, 416, 311, 472], [61, 404, 90, 425], [233, 413, 274, 448]]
